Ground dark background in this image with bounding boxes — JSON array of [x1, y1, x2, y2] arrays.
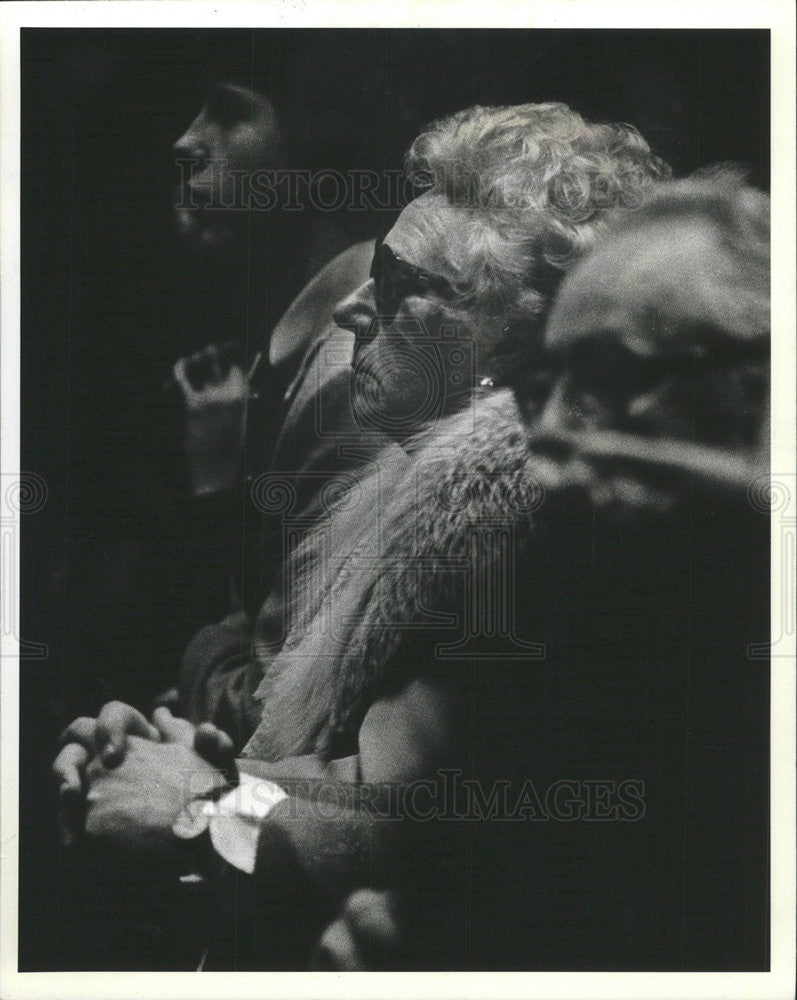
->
[[19, 28, 770, 970]]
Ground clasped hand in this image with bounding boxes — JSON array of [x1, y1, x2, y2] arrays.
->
[[52, 702, 237, 854], [173, 342, 258, 497]]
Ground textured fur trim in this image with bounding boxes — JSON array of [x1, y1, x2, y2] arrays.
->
[[244, 389, 541, 760]]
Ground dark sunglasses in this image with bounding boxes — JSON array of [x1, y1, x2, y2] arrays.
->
[[369, 236, 460, 316]]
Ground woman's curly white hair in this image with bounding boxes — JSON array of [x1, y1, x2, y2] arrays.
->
[[405, 102, 671, 345]]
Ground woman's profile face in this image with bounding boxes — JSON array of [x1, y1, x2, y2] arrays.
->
[[334, 193, 514, 436], [172, 82, 286, 250]]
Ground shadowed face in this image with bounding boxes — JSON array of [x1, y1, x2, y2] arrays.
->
[[333, 193, 510, 436], [537, 209, 769, 449], [173, 82, 285, 251]]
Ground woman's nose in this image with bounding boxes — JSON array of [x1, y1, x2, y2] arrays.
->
[[333, 280, 378, 339]]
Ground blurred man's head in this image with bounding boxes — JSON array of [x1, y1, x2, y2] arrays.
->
[[334, 102, 670, 435], [173, 81, 286, 250], [171, 31, 384, 254], [537, 174, 770, 452]]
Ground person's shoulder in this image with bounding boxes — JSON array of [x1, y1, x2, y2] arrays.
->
[[269, 240, 375, 376], [306, 240, 375, 303]]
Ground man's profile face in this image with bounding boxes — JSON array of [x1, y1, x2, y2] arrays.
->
[[334, 193, 508, 435], [537, 211, 768, 449], [173, 82, 285, 251]]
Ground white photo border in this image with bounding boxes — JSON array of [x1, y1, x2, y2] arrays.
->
[[2, 2, 794, 998]]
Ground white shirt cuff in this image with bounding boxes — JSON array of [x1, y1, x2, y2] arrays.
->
[[201, 772, 288, 875]]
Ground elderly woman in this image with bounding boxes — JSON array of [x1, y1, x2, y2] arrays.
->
[[178, 101, 671, 738], [56, 103, 690, 967]]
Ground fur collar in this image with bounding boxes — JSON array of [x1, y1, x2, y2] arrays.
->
[[243, 388, 541, 761]]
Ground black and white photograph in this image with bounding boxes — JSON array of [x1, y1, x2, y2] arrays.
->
[[1, 1, 794, 996]]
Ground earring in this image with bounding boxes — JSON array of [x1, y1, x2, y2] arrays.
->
[[477, 375, 496, 389]]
